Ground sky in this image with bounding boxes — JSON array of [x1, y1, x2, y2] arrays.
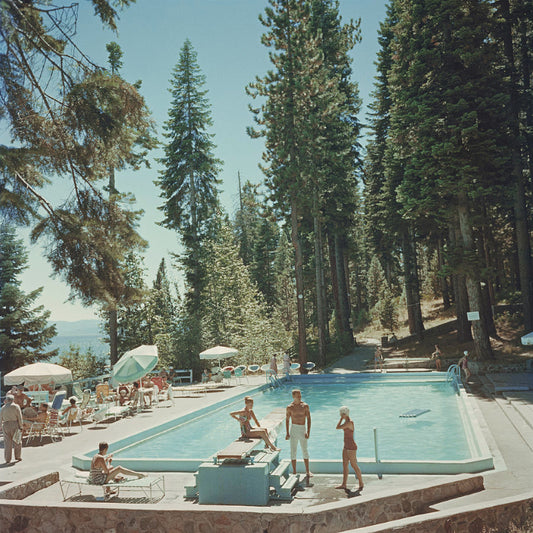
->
[[17, 0, 388, 322]]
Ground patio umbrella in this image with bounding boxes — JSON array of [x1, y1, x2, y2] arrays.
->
[[110, 345, 158, 386], [3, 362, 73, 387], [199, 345, 238, 369], [521, 332, 533, 345]]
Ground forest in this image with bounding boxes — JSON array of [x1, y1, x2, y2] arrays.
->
[[1, 0, 532, 377]]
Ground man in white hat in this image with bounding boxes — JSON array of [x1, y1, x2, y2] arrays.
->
[[1, 394, 23, 463]]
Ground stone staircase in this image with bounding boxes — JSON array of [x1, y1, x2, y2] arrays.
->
[[365, 356, 433, 372]]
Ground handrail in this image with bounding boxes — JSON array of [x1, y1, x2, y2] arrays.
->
[[267, 371, 283, 388], [446, 364, 461, 393]]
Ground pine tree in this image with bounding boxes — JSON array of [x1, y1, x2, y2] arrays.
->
[[157, 39, 221, 315], [249, 0, 351, 369], [0, 224, 57, 373], [390, 0, 511, 358], [0, 2, 154, 307], [200, 218, 290, 365]]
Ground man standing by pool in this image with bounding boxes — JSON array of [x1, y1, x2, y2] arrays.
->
[[286, 389, 312, 477]]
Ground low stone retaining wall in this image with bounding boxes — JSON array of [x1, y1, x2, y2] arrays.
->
[[0, 472, 58, 500], [351, 490, 533, 533], [0, 473, 482, 533]]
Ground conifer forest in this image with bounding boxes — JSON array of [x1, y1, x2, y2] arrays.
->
[[1, 0, 533, 376]]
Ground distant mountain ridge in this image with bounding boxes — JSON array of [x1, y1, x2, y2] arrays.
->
[[48, 319, 108, 359]]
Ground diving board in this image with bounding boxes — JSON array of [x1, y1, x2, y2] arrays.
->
[[188, 408, 293, 505], [216, 407, 285, 462], [400, 408, 430, 418]]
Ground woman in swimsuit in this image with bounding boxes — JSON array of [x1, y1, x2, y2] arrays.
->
[[458, 351, 471, 381], [335, 406, 364, 491], [230, 397, 280, 451], [431, 344, 442, 371], [88, 442, 145, 494]]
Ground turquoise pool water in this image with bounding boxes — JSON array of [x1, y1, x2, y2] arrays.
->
[[113, 376, 470, 462]]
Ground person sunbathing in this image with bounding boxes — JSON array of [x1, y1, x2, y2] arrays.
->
[[88, 441, 145, 495], [22, 403, 48, 432], [117, 386, 130, 406], [230, 397, 280, 451]]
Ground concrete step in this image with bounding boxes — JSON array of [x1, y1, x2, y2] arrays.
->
[[277, 473, 300, 500], [494, 397, 533, 453], [502, 393, 533, 432]]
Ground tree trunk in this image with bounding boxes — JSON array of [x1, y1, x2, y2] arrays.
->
[[290, 197, 308, 372], [401, 227, 424, 339], [437, 237, 451, 309], [109, 308, 118, 365], [500, 0, 533, 331], [335, 232, 354, 349], [313, 197, 327, 366], [457, 194, 493, 359], [448, 221, 472, 342], [328, 231, 343, 338]]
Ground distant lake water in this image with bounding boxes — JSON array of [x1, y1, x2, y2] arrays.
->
[[47, 320, 110, 364]]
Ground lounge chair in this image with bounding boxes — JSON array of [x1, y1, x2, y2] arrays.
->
[[61, 407, 82, 433], [261, 364, 270, 374], [50, 391, 66, 410], [95, 383, 114, 404], [222, 370, 232, 386], [234, 367, 246, 384], [60, 472, 166, 502], [290, 363, 301, 374], [24, 420, 47, 444], [247, 364, 260, 375], [42, 409, 64, 442]]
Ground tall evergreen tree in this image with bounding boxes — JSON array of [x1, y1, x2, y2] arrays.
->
[[0, 224, 57, 373], [200, 218, 290, 365], [391, 0, 511, 358], [309, 0, 363, 356], [157, 39, 221, 316], [0, 2, 154, 312]]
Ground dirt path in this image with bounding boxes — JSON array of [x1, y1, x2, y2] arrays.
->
[[325, 340, 379, 372]]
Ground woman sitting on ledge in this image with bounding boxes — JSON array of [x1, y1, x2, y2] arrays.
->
[[230, 397, 280, 451], [88, 441, 145, 494]]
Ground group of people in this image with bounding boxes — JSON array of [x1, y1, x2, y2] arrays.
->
[[230, 389, 364, 492], [269, 353, 292, 375]]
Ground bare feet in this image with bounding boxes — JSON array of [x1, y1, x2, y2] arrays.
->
[[306, 472, 314, 478], [358, 485, 364, 491], [270, 446, 281, 452], [335, 484, 346, 489]]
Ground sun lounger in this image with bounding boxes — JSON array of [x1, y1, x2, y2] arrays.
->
[[59, 472, 165, 502]]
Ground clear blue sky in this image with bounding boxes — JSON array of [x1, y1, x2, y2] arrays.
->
[[19, 0, 388, 322]]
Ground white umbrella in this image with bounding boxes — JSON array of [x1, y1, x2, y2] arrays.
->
[[521, 332, 533, 345], [199, 345, 238, 369], [4, 362, 73, 387]]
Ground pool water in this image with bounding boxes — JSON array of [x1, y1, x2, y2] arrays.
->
[[113, 378, 470, 462]]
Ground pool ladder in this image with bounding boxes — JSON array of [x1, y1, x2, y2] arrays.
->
[[446, 364, 461, 393], [266, 369, 283, 388]]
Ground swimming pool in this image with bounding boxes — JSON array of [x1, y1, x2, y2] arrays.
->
[[73, 373, 493, 475]]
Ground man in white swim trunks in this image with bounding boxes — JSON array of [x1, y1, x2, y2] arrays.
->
[[286, 389, 312, 477]]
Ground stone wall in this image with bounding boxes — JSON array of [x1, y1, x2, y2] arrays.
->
[[351, 491, 533, 533], [0, 472, 58, 501], [0, 473, 482, 533]]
